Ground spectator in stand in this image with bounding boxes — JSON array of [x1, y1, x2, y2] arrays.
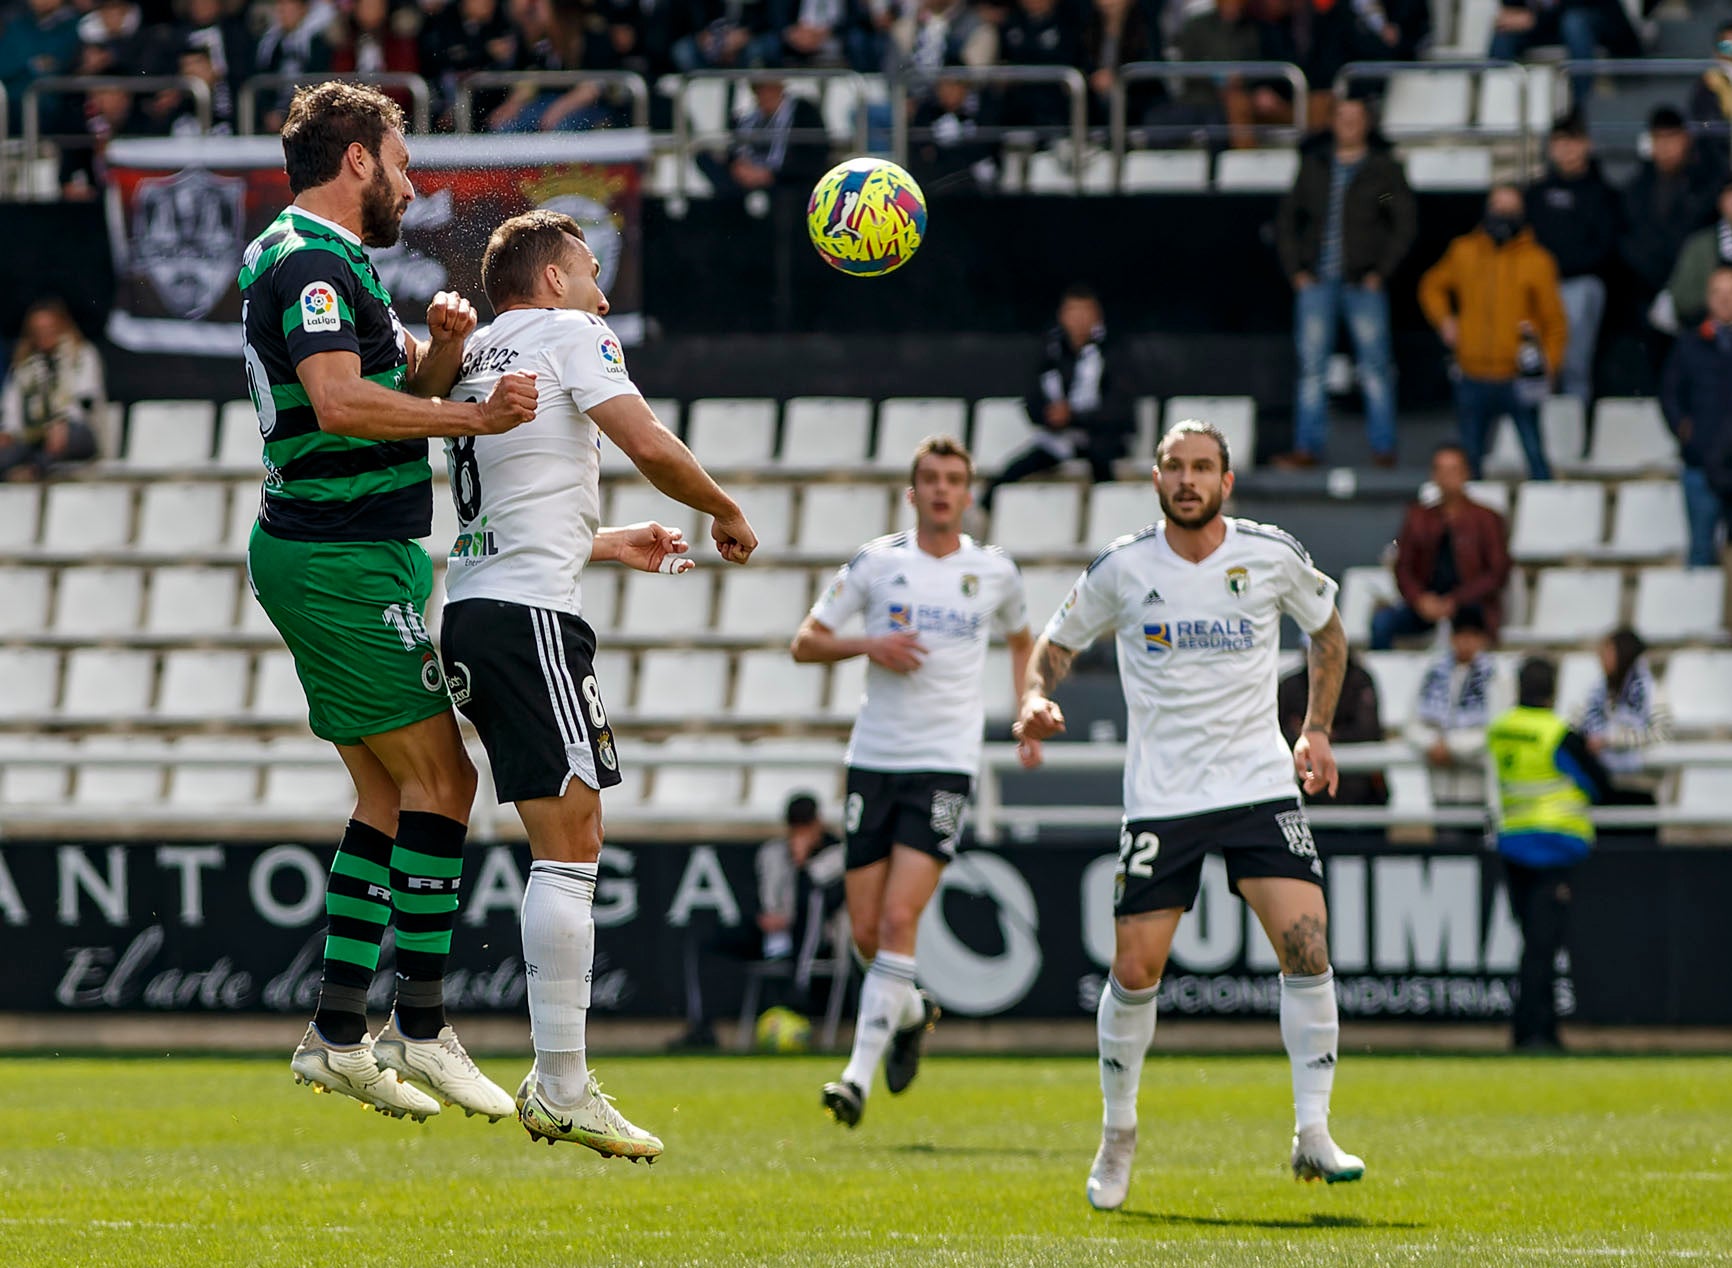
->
[[75, 0, 146, 76], [1686, 20, 1732, 148], [890, 0, 998, 80], [762, 0, 871, 69], [1577, 627, 1670, 802], [255, 0, 335, 133], [1273, 95, 1415, 469], [1489, 0, 1638, 109], [1621, 107, 1720, 323], [909, 67, 1001, 192], [696, 78, 829, 198], [672, 0, 780, 71], [1404, 603, 1507, 805], [330, 0, 421, 79], [1162, 0, 1292, 148], [0, 298, 106, 482], [1420, 183, 1567, 479], [421, 0, 516, 128], [488, 0, 627, 133], [59, 84, 136, 198], [1665, 181, 1732, 332], [1659, 265, 1732, 567], [998, 0, 1084, 131], [982, 284, 1129, 508], [174, 0, 253, 130], [1278, 648, 1388, 805], [1081, 0, 1160, 127], [1372, 443, 1512, 649], [0, 0, 83, 133], [1526, 113, 1617, 410]]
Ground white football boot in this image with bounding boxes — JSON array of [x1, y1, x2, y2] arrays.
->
[[290, 1023, 441, 1121], [1291, 1125, 1365, 1184], [519, 1072, 663, 1162], [1085, 1125, 1137, 1211], [371, 1012, 516, 1122]]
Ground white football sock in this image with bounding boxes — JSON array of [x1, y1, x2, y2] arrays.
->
[[840, 949, 919, 1093], [1097, 975, 1158, 1131], [1281, 969, 1339, 1132], [521, 859, 598, 1108]]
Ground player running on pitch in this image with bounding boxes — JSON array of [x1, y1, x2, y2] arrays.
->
[[1016, 420, 1364, 1209], [791, 437, 1033, 1128], [242, 82, 536, 1122], [442, 210, 758, 1161]]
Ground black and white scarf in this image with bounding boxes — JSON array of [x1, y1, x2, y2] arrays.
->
[[1417, 651, 1496, 730]]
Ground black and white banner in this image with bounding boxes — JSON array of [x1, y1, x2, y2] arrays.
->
[[0, 836, 1726, 1024]]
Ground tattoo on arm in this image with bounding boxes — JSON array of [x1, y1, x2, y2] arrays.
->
[[1303, 611, 1348, 734], [1025, 635, 1077, 698], [1280, 913, 1331, 976]]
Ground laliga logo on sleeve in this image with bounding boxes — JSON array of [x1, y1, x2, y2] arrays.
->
[[597, 333, 627, 376], [300, 282, 340, 332]]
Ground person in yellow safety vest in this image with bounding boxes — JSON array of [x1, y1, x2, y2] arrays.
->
[[1486, 656, 1614, 1052]]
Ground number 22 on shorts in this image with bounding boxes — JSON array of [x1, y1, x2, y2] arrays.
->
[[1117, 827, 1160, 878]]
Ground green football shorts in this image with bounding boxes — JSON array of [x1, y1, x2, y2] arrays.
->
[[247, 524, 452, 746]]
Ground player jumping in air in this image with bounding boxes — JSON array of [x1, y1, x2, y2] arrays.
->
[[443, 210, 758, 1161], [1016, 420, 1364, 1209], [241, 82, 536, 1122], [791, 437, 1033, 1128]]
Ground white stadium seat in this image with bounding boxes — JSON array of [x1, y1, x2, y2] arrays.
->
[[1601, 482, 1688, 560], [125, 400, 215, 468], [42, 483, 132, 553], [991, 483, 1082, 554], [53, 565, 145, 637], [780, 397, 872, 468], [1665, 651, 1732, 735], [138, 481, 229, 553], [0, 484, 42, 546], [734, 483, 795, 553], [795, 484, 890, 556], [716, 568, 811, 639], [1361, 650, 1431, 732], [1025, 149, 1115, 195], [73, 736, 165, 807], [685, 398, 778, 469], [156, 649, 250, 721], [0, 648, 60, 718], [1677, 765, 1732, 818], [251, 650, 307, 724], [1632, 567, 1725, 644], [730, 650, 824, 721], [61, 648, 154, 720], [1484, 397, 1586, 477], [1085, 483, 1157, 546], [1214, 149, 1299, 192], [971, 398, 1032, 473], [261, 740, 353, 814], [0, 736, 73, 804], [875, 399, 968, 468], [648, 737, 744, 810], [592, 647, 633, 709], [167, 738, 262, 809], [227, 486, 262, 550], [1021, 565, 1081, 632], [824, 655, 866, 722], [1586, 398, 1680, 475], [1162, 396, 1257, 472], [215, 400, 261, 471], [1120, 150, 1209, 193], [634, 649, 729, 721], [1475, 67, 1525, 132], [580, 569, 618, 633], [609, 483, 699, 542], [1554, 650, 1603, 722], [1403, 147, 1492, 191], [1509, 482, 1604, 560], [1383, 70, 1472, 133], [1338, 565, 1400, 646], [617, 570, 713, 638], [0, 566, 51, 636], [145, 566, 237, 636], [744, 739, 843, 813], [1509, 568, 1622, 643]]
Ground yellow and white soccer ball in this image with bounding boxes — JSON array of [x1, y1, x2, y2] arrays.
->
[[806, 157, 927, 277], [754, 1006, 813, 1054]]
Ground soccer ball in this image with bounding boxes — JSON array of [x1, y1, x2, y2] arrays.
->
[[806, 157, 927, 277], [754, 1006, 812, 1054]]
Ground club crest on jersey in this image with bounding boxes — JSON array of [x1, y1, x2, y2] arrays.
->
[[597, 333, 627, 376], [597, 730, 618, 772], [1143, 623, 1172, 654], [419, 653, 447, 694], [300, 282, 340, 332], [960, 573, 979, 598], [1225, 566, 1251, 597], [888, 602, 912, 630]]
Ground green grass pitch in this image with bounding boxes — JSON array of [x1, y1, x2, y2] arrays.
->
[[2, 1052, 1728, 1266]]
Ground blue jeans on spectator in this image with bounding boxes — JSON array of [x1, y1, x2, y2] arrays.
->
[[1681, 465, 1729, 567], [1490, 6, 1602, 106], [1370, 601, 1436, 650], [1294, 278, 1396, 459], [494, 93, 613, 133], [1556, 275, 1604, 409], [1455, 375, 1551, 480]]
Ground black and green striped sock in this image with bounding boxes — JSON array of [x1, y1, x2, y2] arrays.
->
[[389, 810, 468, 1039], [313, 819, 394, 1046]]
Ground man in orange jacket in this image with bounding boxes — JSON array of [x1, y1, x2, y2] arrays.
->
[[1419, 184, 1569, 480]]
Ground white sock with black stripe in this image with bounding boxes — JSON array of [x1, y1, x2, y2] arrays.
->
[[840, 950, 919, 1094], [1098, 974, 1158, 1130], [1281, 969, 1338, 1132], [521, 859, 599, 1108]]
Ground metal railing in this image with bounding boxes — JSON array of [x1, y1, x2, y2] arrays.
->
[[892, 64, 1088, 189], [239, 71, 430, 135], [454, 70, 649, 135], [1111, 60, 1309, 161], [1556, 59, 1729, 161], [1335, 59, 1531, 171], [672, 68, 867, 198], [22, 75, 211, 181], [0, 82, 9, 198]]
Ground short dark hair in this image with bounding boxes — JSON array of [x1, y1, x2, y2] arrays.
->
[[281, 81, 404, 195], [785, 793, 819, 827], [1649, 105, 1687, 133], [909, 434, 974, 485], [1452, 604, 1489, 636], [1550, 110, 1587, 139], [1158, 419, 1231, 474], [1518, 656, 1557, 708], [481, 210, 588, 310], [1060, 283, 1100, 306]]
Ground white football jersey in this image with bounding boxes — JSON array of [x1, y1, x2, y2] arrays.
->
[[810, 533, 1028, 776], [1044, 517, 1339, 820], [442, 308, 638, 615]]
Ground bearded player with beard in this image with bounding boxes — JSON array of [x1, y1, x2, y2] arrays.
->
[[1015, 421, 1365, 1210], [240, 82, 538, 1122]]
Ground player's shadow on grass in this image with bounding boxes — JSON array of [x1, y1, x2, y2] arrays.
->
[[1119, 1211, 1423, 1232], [885, 1143, 1063, 1159]]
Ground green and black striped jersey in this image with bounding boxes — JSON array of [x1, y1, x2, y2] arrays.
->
[[238, 205, 429, 542]]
